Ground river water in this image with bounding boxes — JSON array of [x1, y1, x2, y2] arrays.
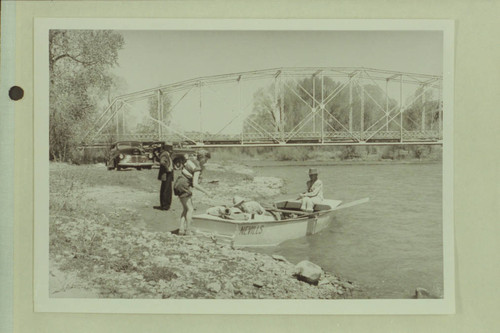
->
[[251, 162, 443, 299]]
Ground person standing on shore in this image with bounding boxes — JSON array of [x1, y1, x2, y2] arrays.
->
[[158, 143, 174, 211], [173, 150, 211, 235], [299, 168, 324, 212]]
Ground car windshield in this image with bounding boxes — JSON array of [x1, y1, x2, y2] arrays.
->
[[116, 142, 142, 150], [144, 142, 163, 149]]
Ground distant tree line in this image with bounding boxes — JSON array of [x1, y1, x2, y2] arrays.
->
[[208, 144, 442, 163], [245, 76, 441, 136]]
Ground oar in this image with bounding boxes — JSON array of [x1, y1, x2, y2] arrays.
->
[[332, 197, 370, 211], [265, 208, 317, 216], [263, 208, 320, 221], [261, 201, 319, 216]]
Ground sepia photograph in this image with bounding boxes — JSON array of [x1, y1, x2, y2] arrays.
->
[[34, 19, 454, 314]]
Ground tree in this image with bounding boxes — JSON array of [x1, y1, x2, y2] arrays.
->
[[246, 76, 398, 138], [404, 86, 440, 131], [244, 87, 280, 133], [49, 30, 125, 161], [135, 91, 172, 139]]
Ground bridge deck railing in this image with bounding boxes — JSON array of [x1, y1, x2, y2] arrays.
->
[[84, 130, 442, 147]]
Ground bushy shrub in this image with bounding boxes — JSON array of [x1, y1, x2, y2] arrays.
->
[[211, 149, 236, 162], [340, 146, 361, 160], [274, 147, 311, 161], [71, 148, 109, 165], [211, 147, 257, 161], [426, 145, 443, 161], [413, 146, 424, 159], [366, 146, 379, 155]]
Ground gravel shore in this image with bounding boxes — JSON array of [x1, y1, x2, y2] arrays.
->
[[49, 162, 358, 299]]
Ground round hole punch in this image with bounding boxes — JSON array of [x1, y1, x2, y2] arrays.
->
[[8, 86, 24, 101]]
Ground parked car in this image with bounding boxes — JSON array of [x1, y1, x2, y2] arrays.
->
[[142, 141, 164, 164], [141, 141, 196, 170], [106, 141, 154, 171]]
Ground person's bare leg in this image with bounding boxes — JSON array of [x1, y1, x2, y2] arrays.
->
[[185, 198, 194, 234], [179, 197, 189, 235], [179, 216, 186, 235]]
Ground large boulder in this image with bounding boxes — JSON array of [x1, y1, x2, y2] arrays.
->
[[253, 280, 264, 288], [294, 260, 323, 285], [415, 287, 438, 299], [207, 282, 221, 293], [272, 254, 289, 263]]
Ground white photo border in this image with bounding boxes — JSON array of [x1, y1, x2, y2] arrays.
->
[[1, 2, 17, 332], [34, 18, 455, 314]]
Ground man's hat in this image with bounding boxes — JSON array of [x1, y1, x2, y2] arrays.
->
[[309, 168, 318, 175]]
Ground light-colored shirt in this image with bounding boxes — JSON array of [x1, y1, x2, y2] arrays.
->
[[305, 179, 324, 201], [239, 201, 266, 215], [206, 206, 228, 217]]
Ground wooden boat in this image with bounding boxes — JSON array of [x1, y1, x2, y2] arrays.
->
[[192, 197, 369, 247]]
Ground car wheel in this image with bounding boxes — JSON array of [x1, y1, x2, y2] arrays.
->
[[136, 167, 142, 171]]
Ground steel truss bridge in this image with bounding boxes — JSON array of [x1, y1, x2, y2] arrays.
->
[[81, 67, 443, 148]]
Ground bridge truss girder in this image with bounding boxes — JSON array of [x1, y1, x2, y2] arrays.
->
[[81, 67, 443, 147]]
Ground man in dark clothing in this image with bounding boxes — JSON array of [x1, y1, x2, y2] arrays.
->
[[158, 143, 174, 210]]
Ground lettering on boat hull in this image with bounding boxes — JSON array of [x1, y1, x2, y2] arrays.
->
[[238, 224, 264, 235]]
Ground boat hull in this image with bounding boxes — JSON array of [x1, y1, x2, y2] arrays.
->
[[192, 211, 336, 247]]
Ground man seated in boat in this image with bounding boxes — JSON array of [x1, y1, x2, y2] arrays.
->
[[298, 168, 324, 212]]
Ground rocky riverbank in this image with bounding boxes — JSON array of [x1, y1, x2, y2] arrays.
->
[[51, 216, 355, 299], [49, 162, 358, 299]]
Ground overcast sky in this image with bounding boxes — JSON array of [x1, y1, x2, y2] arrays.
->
[[111, 30, 443, 133], [114, 30, 442, 91]]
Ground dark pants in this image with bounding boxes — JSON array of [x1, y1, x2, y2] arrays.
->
[[160, 172, 173, 210]]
